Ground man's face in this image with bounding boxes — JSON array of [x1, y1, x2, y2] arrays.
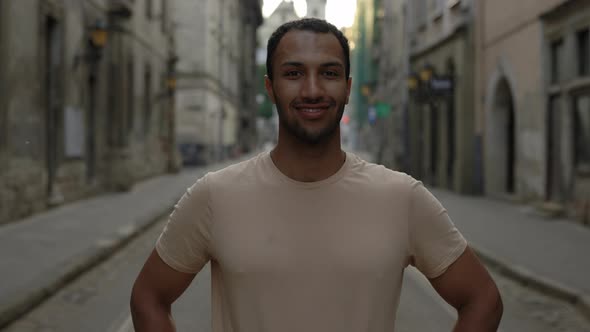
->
[[265, 30, 352, 145]]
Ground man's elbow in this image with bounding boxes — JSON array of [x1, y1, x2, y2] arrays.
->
[[487, 286, 504, 324], [455, 282, 503, 331], [470, 283, 503, 329], [130, 283, 150, 319], [130, 282, 170, 324]]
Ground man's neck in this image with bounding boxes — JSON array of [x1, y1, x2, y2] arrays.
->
[[270, 137, 346, 183]]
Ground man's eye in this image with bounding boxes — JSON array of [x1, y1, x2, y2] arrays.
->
[[285, 71, 302, 77], [323, 71, 339, 77]]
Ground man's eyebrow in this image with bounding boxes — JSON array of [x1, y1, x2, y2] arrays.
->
[[279, 61, 344, 68], [280, 61, 304, 67], [320, 62, 344, 68]]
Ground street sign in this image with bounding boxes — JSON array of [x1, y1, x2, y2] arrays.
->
[[430, 76, 453, 96]]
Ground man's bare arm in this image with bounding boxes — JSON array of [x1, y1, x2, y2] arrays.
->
[[130, 249, 197, 332], [429, 246, 503, 331]]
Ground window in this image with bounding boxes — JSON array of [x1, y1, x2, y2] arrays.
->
[[161, 0, 168, 33], [0, 19, 5, 152], [574, 95, 590, 167], [447, 0, 461, 8], [126, 61, 135, 132], [146, 0, 153, 19], [577, 28, 589, 77], [159, 72, 168, 137], [415, 0, 427, 28], [45, 15, 64, 159], [550, 39, 564, 84], [142, 65, 152, 136], [429, 0, 444, 20], [430, 0, 443, 12]]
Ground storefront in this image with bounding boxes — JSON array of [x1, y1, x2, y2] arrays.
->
[[407, 26, 476, 194]]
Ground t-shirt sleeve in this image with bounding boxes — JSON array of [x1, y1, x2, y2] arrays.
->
[[407, 177, 467, 279], [156, 174, 212, 274]]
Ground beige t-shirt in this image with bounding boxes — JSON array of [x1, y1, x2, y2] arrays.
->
[[156, 151, 467, 332]]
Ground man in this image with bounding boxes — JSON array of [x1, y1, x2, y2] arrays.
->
[[130, 18, 503, 331]]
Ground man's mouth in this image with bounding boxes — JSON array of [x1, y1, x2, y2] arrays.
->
[[294, 105, 330, 119], [300, 108, 326, 113]]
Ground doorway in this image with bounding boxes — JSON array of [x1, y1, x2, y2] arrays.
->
[[45, 16, 62, 196], [489, 78, 516, 195], [86, 69, 97, 181], [429, 103, 438, 186], [446, 61, 456, 190]]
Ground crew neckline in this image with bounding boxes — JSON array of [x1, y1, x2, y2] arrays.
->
[[263, 150, 354, 189]]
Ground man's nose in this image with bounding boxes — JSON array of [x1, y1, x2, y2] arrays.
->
[[300, 74, 324, 100]]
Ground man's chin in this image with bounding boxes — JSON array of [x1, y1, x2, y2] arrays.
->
[[294, 128, 339, 146]]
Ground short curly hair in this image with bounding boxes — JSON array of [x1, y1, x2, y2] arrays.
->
[[266, 18, 350, 80]]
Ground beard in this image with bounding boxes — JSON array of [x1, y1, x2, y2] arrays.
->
[[275, 100, 345, 146]]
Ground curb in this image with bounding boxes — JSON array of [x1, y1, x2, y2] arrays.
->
[[0, 154, 254, 329], [471, 244, 590, 322], [0, 206, 174, 329]]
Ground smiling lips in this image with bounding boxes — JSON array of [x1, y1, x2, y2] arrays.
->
[[294, 103, 331, 119], [301, 108, 325, 113]]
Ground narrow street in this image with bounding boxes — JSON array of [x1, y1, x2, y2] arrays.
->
[[2, 0, 590, 331], [3, 216, 589, 332]]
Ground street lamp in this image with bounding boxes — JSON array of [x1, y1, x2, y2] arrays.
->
[[166, 55, 178, 94], [89, 21, 108, 49], [419, 63, 435, 83], [407, 64, 451, 104], [73, 20, 109, 67], [407, 72, 420, 92]]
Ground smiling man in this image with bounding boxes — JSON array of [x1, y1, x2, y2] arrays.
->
[[130, 18, 503, 332]]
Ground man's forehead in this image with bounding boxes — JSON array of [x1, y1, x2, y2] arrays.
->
[[274, 30, 344, 65]]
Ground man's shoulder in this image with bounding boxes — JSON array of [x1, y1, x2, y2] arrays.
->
[[349, 153, 416, 187], [205, 152, 264, 186]]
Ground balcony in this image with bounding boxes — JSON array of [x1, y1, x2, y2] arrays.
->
[[108, 0, 134, 19]]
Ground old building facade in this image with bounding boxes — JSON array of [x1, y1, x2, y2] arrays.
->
[[173, 0, 262, 165], [372, 0, 409, 170], [306, 0, 327, 19], [476, 0, 590, 223], [405, 0, 476, 194], [542, 0, 590, 223], [476, 0, 563, 202], [0, 0, 177, 225]]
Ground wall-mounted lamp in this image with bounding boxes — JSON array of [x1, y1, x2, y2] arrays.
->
[[361, 84, 371, 97], [167, 54, 179, 93], [419, 64, 435, 83], [407, 72, 419, 91], [73, 20, 109, 68], [166, 76, 177, 91], [89, 21, 108, 49]]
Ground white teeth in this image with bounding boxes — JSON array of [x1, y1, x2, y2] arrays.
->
[[301, 108, 322, 113]]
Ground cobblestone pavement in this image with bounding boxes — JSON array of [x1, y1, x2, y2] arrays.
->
[[491, 269, 590, 332], [3, 216, 589, 332], [1, 217, 171, 332]]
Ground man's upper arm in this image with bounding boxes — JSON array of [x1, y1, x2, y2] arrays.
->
[[132, 248, 197, 306], [428, 246, 499, 310]]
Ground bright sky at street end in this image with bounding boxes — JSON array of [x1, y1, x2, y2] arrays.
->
[[262, 0, 357, 29]]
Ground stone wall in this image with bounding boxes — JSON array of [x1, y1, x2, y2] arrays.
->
[[0, 158, 47, 223], [0, 0, 176, 225]]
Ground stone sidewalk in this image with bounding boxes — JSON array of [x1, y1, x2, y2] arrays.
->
[[0, 154, 252, 329], [355, 151, 590, 320], [429, 187, 590, 321]]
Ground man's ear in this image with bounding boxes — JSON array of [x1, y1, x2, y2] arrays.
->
[[264, 75, 276, 104]]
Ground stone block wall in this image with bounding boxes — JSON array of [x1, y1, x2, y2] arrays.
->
[[0, 158, 47, 224]]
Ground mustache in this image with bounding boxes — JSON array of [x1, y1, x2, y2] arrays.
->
[[291, 98, 335, 107]]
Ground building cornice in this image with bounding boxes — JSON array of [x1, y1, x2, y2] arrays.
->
[[409, 21, 469, 60]]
